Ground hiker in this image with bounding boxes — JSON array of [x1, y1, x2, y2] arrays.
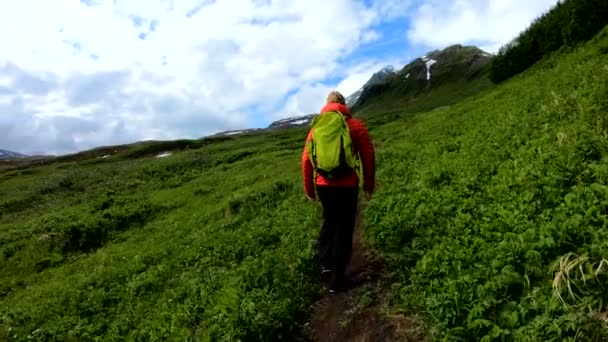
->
[[301, 90, 376, 293]]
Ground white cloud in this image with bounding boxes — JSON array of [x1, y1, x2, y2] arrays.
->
[[273, 59, 400, 120], [277, 83, 334, 119], [0, 0, 402, 155], [407, 0, 560, 53], [362, 30, 382, 44]]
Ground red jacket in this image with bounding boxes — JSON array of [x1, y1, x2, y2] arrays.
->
[[302, 103, 376, 199]]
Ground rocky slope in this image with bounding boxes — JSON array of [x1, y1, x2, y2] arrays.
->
[[346, 66, 396, 107]]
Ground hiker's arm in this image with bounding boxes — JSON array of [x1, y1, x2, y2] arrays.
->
[[302, 131, 316, 200], [357, 122, 376, 196]]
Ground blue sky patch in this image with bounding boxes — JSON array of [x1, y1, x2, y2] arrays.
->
[[150, 20, 160, 32], [62, 40, 83, 54], [186, 0, 216, 18], [79, 0, 101, 6], [129, 14, 145, 27]]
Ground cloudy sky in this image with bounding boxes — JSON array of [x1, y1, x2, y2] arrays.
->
[[0, 0, 559, 155]]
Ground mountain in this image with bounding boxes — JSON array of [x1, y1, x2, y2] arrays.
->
[[346, 65, 396, 107], [267, 114, 317, 129], [351, 44, 494, 116], [212, 114, 317, 137], [0, 149, 27, 159]]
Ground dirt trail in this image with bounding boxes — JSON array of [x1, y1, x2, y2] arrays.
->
[[300, 206, 428, 342]]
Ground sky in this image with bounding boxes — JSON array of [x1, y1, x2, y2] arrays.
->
[[0, 0, 560, 155]]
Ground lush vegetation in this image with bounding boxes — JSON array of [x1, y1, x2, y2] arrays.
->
[[0, 129, 321, 341], [1, 21, 608, 342], [490, 0, 608, 83], [366, 26, 608, 340]]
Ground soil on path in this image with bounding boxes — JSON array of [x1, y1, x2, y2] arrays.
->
[[299, 207, 429, 342]]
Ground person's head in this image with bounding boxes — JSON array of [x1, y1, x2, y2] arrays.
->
[[326, 91, 346, 105]]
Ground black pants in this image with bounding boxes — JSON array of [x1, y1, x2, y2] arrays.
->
[[317, 186, 359, 278]]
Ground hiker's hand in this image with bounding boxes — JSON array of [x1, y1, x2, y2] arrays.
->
[[306, 195, 315, 202], [365, 192, 373, 201]]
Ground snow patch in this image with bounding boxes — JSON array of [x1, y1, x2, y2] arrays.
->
[[405, 73, 410, 79], [156, 152, 173, 158], [291, 119, 310, 125], [225, 131, 244, 135], [275, 114, 311, 123], [425, 59, 437, 81], [98, 155, 110, 159]]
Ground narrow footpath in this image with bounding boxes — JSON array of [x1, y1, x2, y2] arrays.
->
[[300, 209, 429, 342]]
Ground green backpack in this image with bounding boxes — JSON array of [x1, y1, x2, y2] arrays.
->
[[306, 111, 357, 179]]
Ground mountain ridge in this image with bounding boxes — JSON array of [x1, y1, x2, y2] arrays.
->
[[352, 44, 494, 116]]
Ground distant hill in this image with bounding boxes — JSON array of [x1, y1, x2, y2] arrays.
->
[[0, 149, 27, 159], [267, 114, 317, 129], [212, 114, 317, 138]]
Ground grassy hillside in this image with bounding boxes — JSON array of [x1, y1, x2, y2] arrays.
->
[[366, 26, 608, 340], [0, 129, 318, 341], [1, 25, 607, 342]]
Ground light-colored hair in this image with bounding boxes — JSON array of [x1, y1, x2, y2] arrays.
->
[[326, 91, 346, 105]]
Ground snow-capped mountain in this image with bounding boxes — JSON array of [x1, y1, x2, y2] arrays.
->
[[346, 65, 396, 107], [211, 128, 264, 137], [212, 114, 317, 137], [0, 149, 27, 159], [267, 114, 317, 129], [352, 44, 494, 111]]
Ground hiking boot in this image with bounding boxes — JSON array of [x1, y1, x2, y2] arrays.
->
[[320, 268, 334, 286]]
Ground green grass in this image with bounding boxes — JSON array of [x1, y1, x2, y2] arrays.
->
[[355, 76, 493, 118], [365, 26, 608, 340], [0, 129, 322, 341], [1, 25, 608, 342]]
